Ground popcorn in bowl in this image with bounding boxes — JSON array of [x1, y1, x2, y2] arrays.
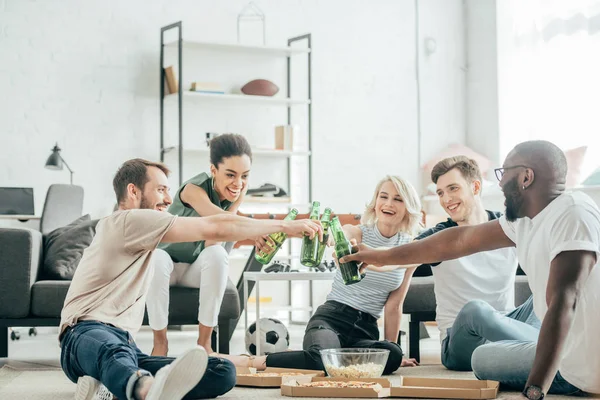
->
[[324, 362, 385, 378], [320, 348, 390, 378]]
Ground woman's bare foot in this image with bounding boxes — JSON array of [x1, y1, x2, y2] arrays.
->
[[151, 342, 169, 357], [218, 354, 267, 370], [151, 328, 169, 357], [197, 341, 215, 355]]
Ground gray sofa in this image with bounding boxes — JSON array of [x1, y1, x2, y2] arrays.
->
[[0, 227, 241, 357], [402, 275, 533, 362]]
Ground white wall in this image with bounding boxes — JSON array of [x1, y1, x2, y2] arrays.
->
[[416, 0, 467, 176], [465, 0, 500, 171], [0, 0, 466, 218]]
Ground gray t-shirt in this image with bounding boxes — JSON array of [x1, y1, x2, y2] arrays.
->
[[326, 224, 410, 318]]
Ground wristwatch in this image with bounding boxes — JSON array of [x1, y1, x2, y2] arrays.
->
[[523, 385, 545, 400]]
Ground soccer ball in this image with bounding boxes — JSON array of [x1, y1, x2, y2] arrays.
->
[[245, 318, 290, 355]]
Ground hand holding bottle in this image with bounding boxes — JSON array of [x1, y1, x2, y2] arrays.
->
[[255, 235, 275, 253], [282, 219, 323, 241], [339, 242, 388, 270]]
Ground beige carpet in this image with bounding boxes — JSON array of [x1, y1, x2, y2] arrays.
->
[[0, 364, 576, 399]]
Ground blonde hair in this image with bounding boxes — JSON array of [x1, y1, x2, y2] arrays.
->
[[361, 175, 423, 237]]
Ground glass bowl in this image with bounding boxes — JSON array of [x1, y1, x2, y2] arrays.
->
[[319, 348, 389, 378]]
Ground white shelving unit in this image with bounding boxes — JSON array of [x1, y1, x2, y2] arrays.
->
[[164, 40, 311, 56], [159, 22, 315, 338], [159, 21, 313, 201], [164, 91, 310, 106]]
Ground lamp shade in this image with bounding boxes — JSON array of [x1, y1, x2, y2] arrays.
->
[[45, 144, 63, 170]]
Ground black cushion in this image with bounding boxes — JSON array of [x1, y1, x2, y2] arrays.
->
[[31, 280, 241, 320], [42, 214, 98, 280]]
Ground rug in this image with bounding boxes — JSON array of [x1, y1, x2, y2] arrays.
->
[[0, 364, 576, 399]]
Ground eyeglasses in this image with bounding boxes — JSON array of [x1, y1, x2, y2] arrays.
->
[[494, 165, 530, 181]]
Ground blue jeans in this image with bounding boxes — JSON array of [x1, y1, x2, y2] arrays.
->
[[442, 296, 541, 371], [60, 321, 235, 400], [472, 341, 582, 395]]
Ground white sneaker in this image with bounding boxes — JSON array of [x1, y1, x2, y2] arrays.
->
[[75, 376, 113, 400], [145, 346, 208, 400]]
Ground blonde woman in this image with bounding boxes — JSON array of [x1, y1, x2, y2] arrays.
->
[[227, 176, 421, 374]]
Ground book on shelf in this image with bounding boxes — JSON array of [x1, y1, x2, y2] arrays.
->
[[164, 66, 178, 94], [190, 81, 225, 94]]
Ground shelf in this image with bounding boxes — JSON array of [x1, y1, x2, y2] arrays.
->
[[0, 215, 40, 221], [165, 91, 310, 106], [162, 146, 310, 158], [164, 40, 310, 56]]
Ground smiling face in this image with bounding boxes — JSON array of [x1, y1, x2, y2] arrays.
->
[[436, 168, 480, 224], [374, 180, 407, 226], [137, 165, 172, 211], [210, 155, 252, 202]]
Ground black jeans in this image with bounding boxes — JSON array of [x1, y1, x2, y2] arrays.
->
[[266, 300, 404, 375], [60, 321, 236, 399]]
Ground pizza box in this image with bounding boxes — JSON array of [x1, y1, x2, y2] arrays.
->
[[390, 377, 499, 399], [281, 376, 391, 398], [236, 367, 325, 387]]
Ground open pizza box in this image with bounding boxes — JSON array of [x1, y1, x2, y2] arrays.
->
[[281, 376, 391, 398], [236, 367, 325, 387], [389, 377, 499, 399]]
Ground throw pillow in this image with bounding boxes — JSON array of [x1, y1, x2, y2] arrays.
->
[[42, 214, 98, 280], [582, 167, 600, 186], [564, 146, 587, 188]]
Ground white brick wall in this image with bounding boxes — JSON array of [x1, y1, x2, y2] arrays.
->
[[0, 0, 466, 218]]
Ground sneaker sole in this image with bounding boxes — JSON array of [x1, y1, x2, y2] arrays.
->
[[75, 376, 100, 400], [149, 346, 208, 400]]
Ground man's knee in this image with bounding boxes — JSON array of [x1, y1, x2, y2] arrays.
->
[[459, 299, 495, 321]]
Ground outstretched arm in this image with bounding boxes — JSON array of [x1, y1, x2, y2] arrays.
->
[[162, 214, 322, 244], [341, 220, 514, 268], [525, 249, 596, 394]]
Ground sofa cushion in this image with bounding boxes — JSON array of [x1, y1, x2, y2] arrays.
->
[[403, 276, 436, 313], [0, 228, 42, 318], [30, 280, 71, 317], [42, 215, 98, 280], [31, 278, 241, 321], [514, 275, 532, 307]]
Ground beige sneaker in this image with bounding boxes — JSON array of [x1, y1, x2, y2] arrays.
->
[[75, 376, 113, 400], [145, 346, 208, 400]]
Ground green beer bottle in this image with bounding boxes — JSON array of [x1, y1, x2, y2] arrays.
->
[[315, 208, 332, 266], [330, 216, 364, 285], [300, 201, 321, 267], [254, 208, 299, 265]]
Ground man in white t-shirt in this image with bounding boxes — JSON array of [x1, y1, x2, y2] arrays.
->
[[415, 156, 540, 371], [343, 141, 600, 397]]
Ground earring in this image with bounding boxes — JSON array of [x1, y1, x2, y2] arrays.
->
[[522, 185, 526, 190]]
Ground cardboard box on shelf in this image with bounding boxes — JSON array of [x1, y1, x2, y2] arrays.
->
[[236, 367, 324, 388], [281, 376, 391, 398], [390, 377, 499, 399], [275, 125, 296, 151]]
